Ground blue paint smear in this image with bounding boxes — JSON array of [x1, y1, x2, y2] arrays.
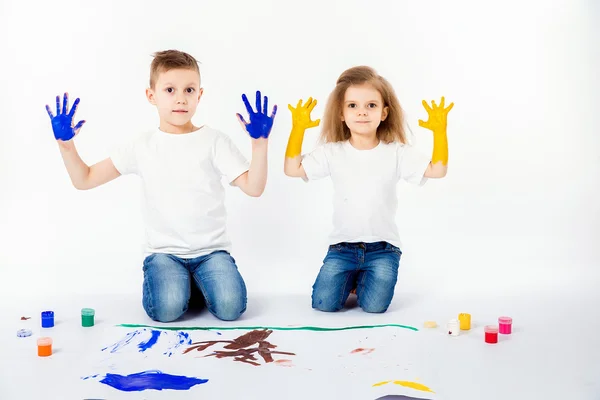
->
[[138, 329, 162, 352], [164, 331, 193, 357], [102, 329, 144, 353], [98, 370, 208, 392], [102, 329, 163, 353]]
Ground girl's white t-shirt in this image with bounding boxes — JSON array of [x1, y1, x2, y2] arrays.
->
[[301, 140, 430, 250]]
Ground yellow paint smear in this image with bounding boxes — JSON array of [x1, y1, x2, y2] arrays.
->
[[372, 380, 392, 387], [393, 380, 435, 393], [372, 380, 435, 393]]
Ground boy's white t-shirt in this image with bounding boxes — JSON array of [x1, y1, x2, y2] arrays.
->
[[301, 140, 430, 250], [110, 126, 250, 259]]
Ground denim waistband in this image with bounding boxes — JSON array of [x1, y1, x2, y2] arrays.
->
[[330, 241, 395, 252]]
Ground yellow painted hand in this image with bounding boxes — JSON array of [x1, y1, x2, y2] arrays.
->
[[418, 96, 453, 132], [285, 97, 320, 158], [419, 96, 453, 166], [288, 97, 320, 129]]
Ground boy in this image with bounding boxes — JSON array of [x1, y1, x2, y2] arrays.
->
[[45, 50, 277, 322]]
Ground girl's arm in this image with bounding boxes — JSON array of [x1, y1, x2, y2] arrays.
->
[[283, 97, 320, 179], [419, 97, 453, 178]]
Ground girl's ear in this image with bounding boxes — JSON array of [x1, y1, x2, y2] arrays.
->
[[382, 106, 389, 121]]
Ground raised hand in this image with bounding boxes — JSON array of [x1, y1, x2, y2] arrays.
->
[[285, 97, 320, 158], [418, 96, 453, 133], [236, 91, 277, 139], [419, 96, 453, 167], [45, 93, 86, 141], [288, 97, 320, 130]]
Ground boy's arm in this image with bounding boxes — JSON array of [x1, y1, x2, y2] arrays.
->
[[419, 96, 453, 179], [47, 93, 121, 190], [283, 98, 320, 179], [231, 139, 268, 197], [58, 141, 120, 190], [232, 91, 277, 197]]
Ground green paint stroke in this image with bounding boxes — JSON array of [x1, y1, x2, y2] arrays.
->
[[117, 323, 418, 332]]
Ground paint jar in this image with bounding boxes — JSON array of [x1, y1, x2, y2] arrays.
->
[[498, 316, 512, 334], [41, 311, 54, 328], [458, 313, 471, 330], [447, 319, 460, 336], [37, 337, 53, 357], [484, 325, 498, 344], [81, 308, 95, 327]]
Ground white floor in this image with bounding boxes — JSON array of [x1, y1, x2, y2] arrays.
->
[[1, 289, 599, 400]]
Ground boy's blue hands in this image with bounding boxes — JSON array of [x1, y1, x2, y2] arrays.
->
[[45, 93, 86, 141], [236, 91, 277, 139]]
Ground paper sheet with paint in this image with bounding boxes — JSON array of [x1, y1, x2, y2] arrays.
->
[[79, 323, 437, 398]]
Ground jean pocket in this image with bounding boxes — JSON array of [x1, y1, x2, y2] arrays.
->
[[142, 254, 156, 269], [386, 243, 402, 256]]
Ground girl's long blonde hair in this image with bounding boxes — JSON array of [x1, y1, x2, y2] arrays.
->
[[320, 66, 406, 144]]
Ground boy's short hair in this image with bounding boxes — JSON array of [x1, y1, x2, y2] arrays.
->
[[149, 50, 201, 88]]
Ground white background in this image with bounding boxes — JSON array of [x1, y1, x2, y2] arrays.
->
[[0, 0, 598, 299]]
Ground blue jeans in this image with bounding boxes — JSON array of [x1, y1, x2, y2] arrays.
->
[[142, 251, 247, 322], [311, 241, 401, 313]]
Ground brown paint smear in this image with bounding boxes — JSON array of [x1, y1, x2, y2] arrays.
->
[[351, 347, 375, 355], [183, 329, 296, 366]]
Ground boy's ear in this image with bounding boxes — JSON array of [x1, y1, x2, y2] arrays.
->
[[197, 87, 204, 101], [146, 88, 156, 105]]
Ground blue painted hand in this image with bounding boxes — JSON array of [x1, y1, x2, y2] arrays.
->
[[236, 91, 277, 139], [45, 93, 85, 141]]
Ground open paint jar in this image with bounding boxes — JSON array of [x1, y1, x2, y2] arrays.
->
[[447, 319, 460, 336], [458, 313, 471, 330], [484, 325, 498, 344], [37, 337, 53, 357], [41, 311, 54, 328], [81, 308, 95, 327], [498, 316, 512, 334]]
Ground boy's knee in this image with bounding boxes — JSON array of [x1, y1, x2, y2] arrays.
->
[[211, 295, 246, 321], [144, 290, 189, 323], [149, 307, 186, 323]]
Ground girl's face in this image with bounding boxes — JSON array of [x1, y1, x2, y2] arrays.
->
[[341, 83, 389, 138]]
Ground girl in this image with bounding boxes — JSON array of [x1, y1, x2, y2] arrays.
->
[[283, 65, 453, 313]]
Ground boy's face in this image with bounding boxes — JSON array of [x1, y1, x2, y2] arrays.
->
[[146, 68, 203, 132]]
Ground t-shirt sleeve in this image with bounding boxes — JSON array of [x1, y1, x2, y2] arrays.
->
[[396, 144, 431, 186], [213, 133, 250, 184], [301, 144, 330, 181], [109, 137, 139, 175]]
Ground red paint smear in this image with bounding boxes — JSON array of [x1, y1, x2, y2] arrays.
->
[[20, 316, 31, 320], [275, 359, 294, 367], [351, 347, 375, 355]]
